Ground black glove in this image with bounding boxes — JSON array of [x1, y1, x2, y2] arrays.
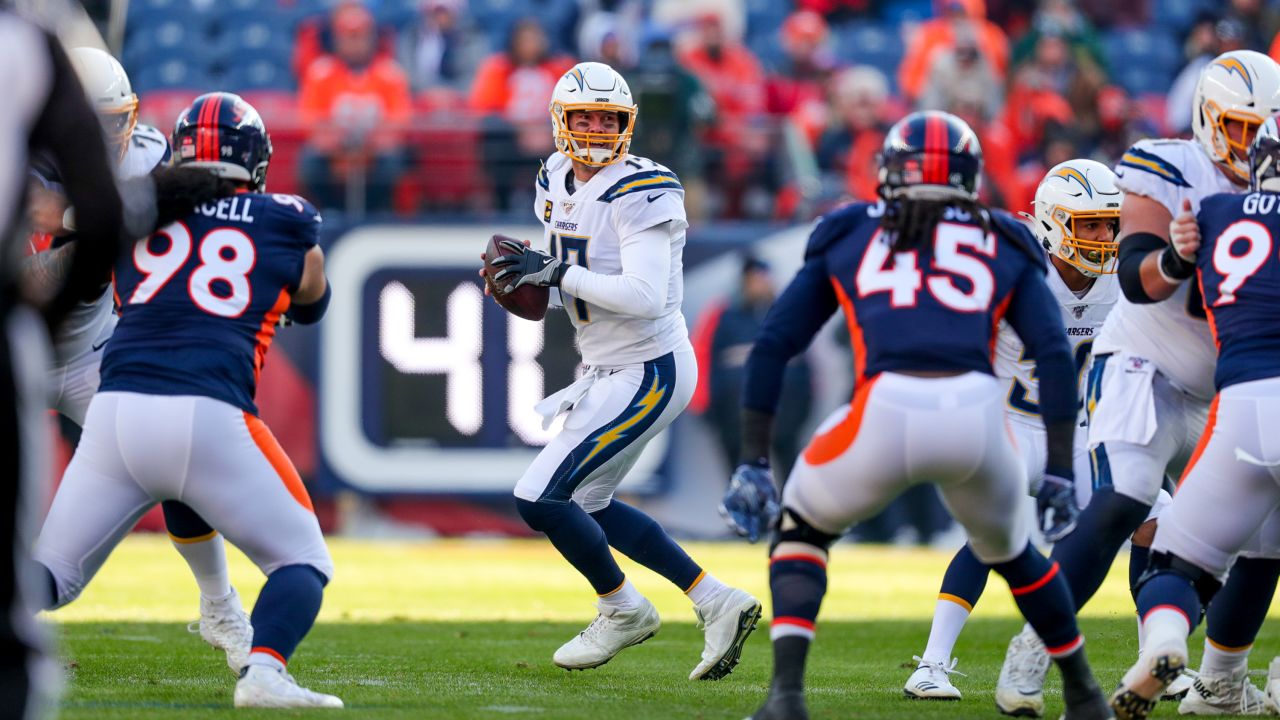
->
[[490, 239, 567, 293], [1036, 472, 1079, 543]]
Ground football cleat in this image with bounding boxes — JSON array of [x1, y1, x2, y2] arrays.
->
[[996, 628, 1051, 717], [1109, 643, 1187, 720], [690, 587, 762, 680], [903, 655, 964, 700], [1177, 667, 1277, 715], [1267, 657, 1280, 712], [188, 587, 253, 673], [1163, 668, 1198, 701], [553, 598, 660, 671], [233, 665, 343, 709], [746, 690, 808, 720]]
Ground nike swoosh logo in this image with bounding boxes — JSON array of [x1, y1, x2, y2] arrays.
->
[[646, 193, 665, 203], [91, 339, 108, 352]]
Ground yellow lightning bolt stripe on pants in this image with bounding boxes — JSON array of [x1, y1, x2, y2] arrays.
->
[[573, 372, 668, 475]]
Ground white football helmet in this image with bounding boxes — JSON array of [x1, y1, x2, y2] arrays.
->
[[549, 61, 636, 167], [69, 47, 138, 162], [1193, 49, 1280, 182], [1024, 159, 1122, 277]]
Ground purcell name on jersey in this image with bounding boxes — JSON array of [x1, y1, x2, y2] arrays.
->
[[101, 192, 321, 415], [1098, 138, 1242, 400], [533, 153, 690, 366]]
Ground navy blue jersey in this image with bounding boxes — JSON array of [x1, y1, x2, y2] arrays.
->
[[744, 201, 1076, 423], [1195, 192, 1280, 391], [100, 192, 321, 414]]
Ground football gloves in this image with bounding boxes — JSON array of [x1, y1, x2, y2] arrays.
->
[[490, 239, 567, 293], [720, 462, 780, 543], [1036, 472, 1079, 543]]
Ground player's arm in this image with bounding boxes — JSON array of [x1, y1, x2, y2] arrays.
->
[[1116, 193, 1197, 303], [286, 246, 330, 324], [558, 222, 672, 319]]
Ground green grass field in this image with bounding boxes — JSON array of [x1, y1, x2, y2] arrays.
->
[[49, 536, 1280, 719]]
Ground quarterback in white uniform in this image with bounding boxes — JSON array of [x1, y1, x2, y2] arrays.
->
[[26, 48, 250, 671], [996, 50, 1280, 717], [485, 62, 761, 679], [903, 159, 1126, 702]]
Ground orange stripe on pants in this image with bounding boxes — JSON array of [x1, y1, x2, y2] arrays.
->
[[244, 412, 314, 512], [803, 376, 879, 466], [1177, 395, 1219, 491]]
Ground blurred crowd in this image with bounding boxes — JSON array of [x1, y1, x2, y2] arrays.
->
[[113, 0, 1280, 220]]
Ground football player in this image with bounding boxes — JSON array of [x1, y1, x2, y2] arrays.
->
[[732, 111, 1110, 720], [995, 50, 1280, 717], [903, 159, 1123, 700], [25, 48, 251, 672], [33, 92, 340, 708], [1108, 112, 1280, 720], [483, 62, 762, 679]]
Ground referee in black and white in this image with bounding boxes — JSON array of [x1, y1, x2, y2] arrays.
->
[[0, 7, 127, 717]]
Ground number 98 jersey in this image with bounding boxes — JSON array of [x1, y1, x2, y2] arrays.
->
[[101, 192, 321, 415], [1196, 191, 1280, 391]]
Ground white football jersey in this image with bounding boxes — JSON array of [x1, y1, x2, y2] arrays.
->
[[997, 261, 1118, 429], [533, 152, 690, 367], [53, 123, 169, 362], [1096, 138, 1242, 401]]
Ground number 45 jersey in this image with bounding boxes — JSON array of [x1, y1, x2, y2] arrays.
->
[[1196, 191, 1280, 391], [101, 192, 321, 415], [533, 152, 690, 367]]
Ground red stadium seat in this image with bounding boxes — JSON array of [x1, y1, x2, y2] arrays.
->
[[137, 89, 200, 131]]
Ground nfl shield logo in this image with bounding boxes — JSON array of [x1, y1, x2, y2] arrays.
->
[[561, 200, 577, 215], [1071, 305, 1087, 319]]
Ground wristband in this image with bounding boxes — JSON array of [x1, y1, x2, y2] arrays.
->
[[1158, 245, 1195, 283]]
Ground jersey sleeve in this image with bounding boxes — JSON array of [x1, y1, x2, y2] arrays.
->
[[131, 124, 171, 170], [991, 209, 1050, 273], [599, 168, 688, 238], [534, 159, 550, 224], [743, 231, 840, 414], [1114, 139, 1199, 216], [263, 193, 322, 291]]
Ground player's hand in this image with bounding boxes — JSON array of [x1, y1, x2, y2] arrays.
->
[[1169, 198, 1199, 262], [719, 462, 780, 543], [490, 239, 567, 292], [1036, 472, 1079, 543]]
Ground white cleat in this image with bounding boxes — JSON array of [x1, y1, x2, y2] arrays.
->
[[903, 655, 964, 700], [1267, 657, 1280, 712], [996, 628, 1050, 717], [233, 664, 343, 709], [1109, 641, 1187, 720], [1178, 667, 1277, 715], [553, 598, 660, 671], [689, 587, 762, 681], [189, 587, 253, 673], [1162, 668, 1198, 701]]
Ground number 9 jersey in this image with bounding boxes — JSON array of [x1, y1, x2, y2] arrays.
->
[[101, 192, 322, 415]]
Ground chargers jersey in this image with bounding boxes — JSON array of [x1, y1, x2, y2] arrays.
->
[[1099, 138, 1241, 400], [1196, 191, 1280, 390], [534, 152, 689, 367], [100, 192, 321, 415], [50, 123, 171, 362], [744, 201, 1077, 426], [996, 263, 1118, 427]]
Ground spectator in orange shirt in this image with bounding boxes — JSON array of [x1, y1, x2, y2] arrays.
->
[[469, 18, 573, 211], [814, 66, 889, 203], [898, 0, 1009, 103], [766, 10, 837, 145], [298, 1, 411, 214]]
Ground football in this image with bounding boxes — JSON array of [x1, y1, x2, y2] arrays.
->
[[483, 234, 550, 322]]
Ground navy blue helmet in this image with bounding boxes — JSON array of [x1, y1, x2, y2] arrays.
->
[[878, 111, 983, 200], [173, 92, 272, 191]]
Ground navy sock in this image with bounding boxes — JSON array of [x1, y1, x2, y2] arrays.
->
[[768, 545, 828, 644], [1129, 544, 1150, 605], [1205, 557, 1280, 648], [250, 564, 326, 665], [991, 544, 1081, 653], [516, 498, 625, 595], [1050, 488, 1151, 611], [939, 543, 990, 610], [1136, 572, 1202, 634], [590, 501, 703, 591]]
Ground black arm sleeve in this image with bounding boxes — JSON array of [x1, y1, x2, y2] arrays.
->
[[27, 34, 124, 329], [1116, 231, 1167, 305]]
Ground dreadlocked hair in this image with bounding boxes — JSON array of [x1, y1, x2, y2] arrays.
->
[[880, 195, 992, 253]]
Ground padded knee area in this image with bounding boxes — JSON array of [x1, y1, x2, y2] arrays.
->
[[770, 508, 840, 555], [1137, 551, 1222, 610], [515, 497, 569, 533]]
